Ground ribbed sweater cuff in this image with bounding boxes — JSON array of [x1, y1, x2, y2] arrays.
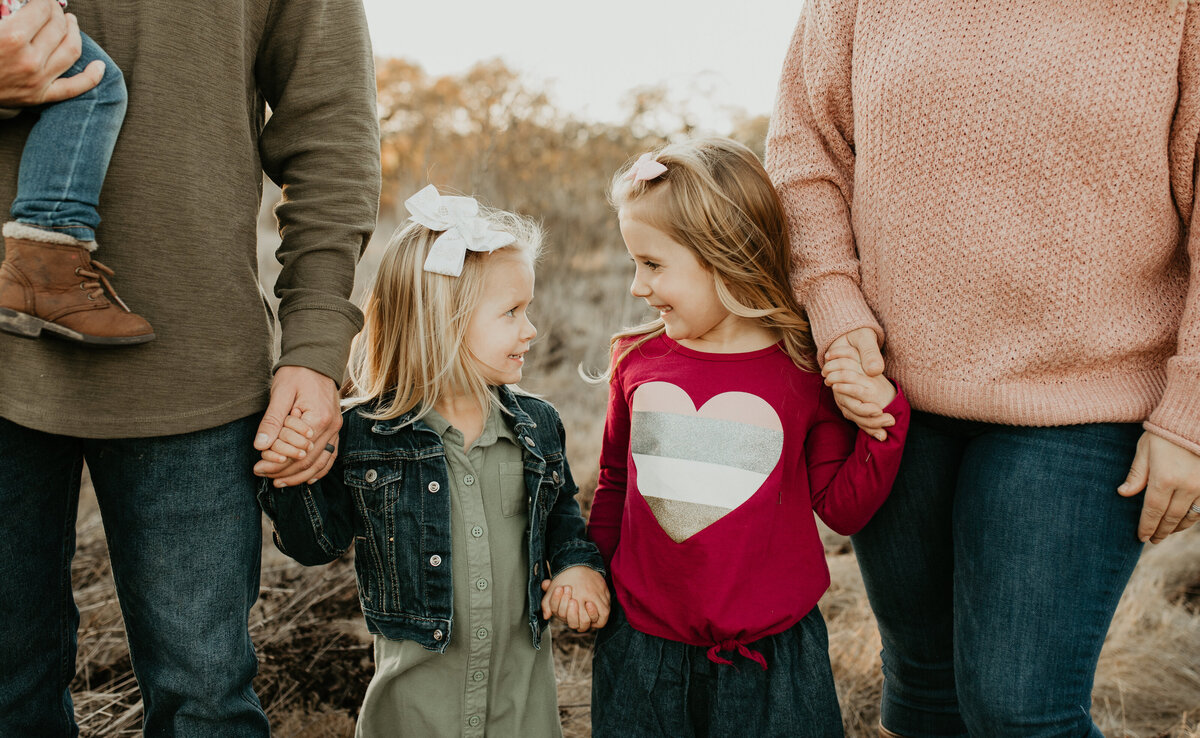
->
[[1145, 359, 1200, 455], [275, 307, 362, 385], [802, 275, 885, 365]]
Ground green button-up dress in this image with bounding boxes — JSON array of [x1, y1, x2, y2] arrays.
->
[[355, 403, 562, 738]]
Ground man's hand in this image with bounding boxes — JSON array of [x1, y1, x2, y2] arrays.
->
[[0, 0, 103, 107], [1118, 431, 1200, 544], [253, 366, 341, 486]]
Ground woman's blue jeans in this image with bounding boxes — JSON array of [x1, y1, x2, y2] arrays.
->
[[0, 414, 270, 737], [852, 411, 1144, 737], [9, 32, 126, 242]]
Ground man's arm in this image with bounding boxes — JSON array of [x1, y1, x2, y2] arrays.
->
[[0, 0, 101, 112], [250, 0, 381, 484]]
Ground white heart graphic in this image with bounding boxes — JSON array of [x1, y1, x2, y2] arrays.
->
[[630, 382, 784, 542]]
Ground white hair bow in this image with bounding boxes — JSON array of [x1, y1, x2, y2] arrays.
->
[[404, 185, 516, 277]]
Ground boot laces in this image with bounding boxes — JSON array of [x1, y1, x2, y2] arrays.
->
[[75, 260, 133, 313]]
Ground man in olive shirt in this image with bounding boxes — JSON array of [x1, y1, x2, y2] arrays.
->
[[0, 0, 380, 734]]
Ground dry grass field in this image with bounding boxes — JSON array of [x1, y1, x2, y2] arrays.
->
[[63, 59, 1200, 736], [65, 206, 1200, 736]]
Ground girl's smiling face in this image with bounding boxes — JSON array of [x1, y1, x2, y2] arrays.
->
[[465, 251, 537, 386], [619, 211, 736, 348]]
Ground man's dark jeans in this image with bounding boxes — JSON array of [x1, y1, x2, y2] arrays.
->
[[0, 414, 269, 736]]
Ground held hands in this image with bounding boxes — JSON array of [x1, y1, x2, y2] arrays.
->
[[0, 0, 104, 106], [823, 327, 895, 441], [540, 566, 611, 633], [1118, 432, 1200, 544], [253, 366, 341, 486]]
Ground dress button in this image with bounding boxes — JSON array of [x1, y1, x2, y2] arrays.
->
[[364, 469, 378, 483], [476, 578, 488, 590], [476, 627, 488, 639], [468, 716, 481, 727], [471, 526, 483, 538], [433, 629, 443, 641], [427, 480, 440, 493], [464, 473, 476, 486], [429, 554, 442, 567], [472, 670, 484, 682]]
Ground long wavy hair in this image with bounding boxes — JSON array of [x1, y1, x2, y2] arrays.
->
[[344, 205, 542, 421], [603, 137, 818, 378]]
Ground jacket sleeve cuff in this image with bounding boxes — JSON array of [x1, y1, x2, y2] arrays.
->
[[801, 274, 885, 364], [275, 306, 364, 384], [1145, 358, 1200, 455], [549, 539, 607, 578]]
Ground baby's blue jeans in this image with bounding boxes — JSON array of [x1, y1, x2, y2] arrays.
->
[[852, 411, 1144, 737], [10, 32, 126, 242]]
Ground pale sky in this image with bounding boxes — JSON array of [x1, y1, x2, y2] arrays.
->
[[361, 1, 803, 131]]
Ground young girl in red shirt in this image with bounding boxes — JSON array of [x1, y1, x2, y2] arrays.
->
[[581, 138, 909, 737]]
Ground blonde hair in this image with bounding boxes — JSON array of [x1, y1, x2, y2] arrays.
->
[[605, 137, 817, 376], [345, 203, 542, 421]]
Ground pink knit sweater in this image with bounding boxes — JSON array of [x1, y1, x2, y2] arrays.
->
[[766, 0, 1200, 454]]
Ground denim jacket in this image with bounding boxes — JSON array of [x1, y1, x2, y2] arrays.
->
[[257, 385, 605, 653]]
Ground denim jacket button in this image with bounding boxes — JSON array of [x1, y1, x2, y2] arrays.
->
[[524, 437, 535, 447], [533, 562, 539, 576], [429, 554, 442, 567], [433, 629, 444, 641], [364, 469, 378, 483], [552, 471, 560, 484], [427, 480, 440, 493]]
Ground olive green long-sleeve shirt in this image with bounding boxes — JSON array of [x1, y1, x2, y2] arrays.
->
[[0, 0, 381, 437]]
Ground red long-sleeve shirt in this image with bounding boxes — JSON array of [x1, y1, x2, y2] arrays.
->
[[588, 335, 909, 660]]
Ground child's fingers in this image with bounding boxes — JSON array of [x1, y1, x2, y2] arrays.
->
[[282, 413, 315, 438], [566, 598, 585, 631], [823, 344, 860, 364], [822, 357, 866, 376], [259, 449, 290, 465], [824, 368, 874, 388], [269, 437, 309, 461], [555, 586, 573, 621], [539, 580, 554, 618], [277, 425, 313, 453], [584, 600, 603, 629]]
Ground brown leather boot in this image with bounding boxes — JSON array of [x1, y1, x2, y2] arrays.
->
[[0, 223, 154, 346]]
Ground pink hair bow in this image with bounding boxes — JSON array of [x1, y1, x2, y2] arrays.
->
[[625, 153, 667, 183]]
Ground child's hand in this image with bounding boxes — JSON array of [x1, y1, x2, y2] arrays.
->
[[259, 409, 316, 467], [539, 566, 610, 633], [823, 354, 896, 442]]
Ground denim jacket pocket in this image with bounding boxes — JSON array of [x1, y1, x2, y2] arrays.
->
[[344, 461, 403, 514], [499, 460, 526, 517]]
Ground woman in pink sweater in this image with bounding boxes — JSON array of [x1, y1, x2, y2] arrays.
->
[[766, 1, 1200, 737]]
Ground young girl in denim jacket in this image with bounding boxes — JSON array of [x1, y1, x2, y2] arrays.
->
[[0, 0, 152, 345], [585, 138, 909, 737], [258, 186, 609, 738]]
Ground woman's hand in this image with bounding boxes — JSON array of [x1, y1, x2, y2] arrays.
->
[[823, 327, 894, 439], [1118, 432, 1200, 543]]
